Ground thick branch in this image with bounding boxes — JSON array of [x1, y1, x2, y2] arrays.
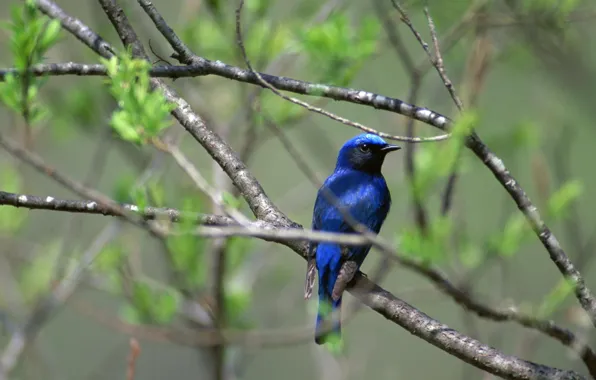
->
[[351, 276, 583, 380]]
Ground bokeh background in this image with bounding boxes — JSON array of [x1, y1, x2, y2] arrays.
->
[[1, 0, 596, 379]]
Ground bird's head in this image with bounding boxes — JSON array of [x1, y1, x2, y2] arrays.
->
[[336, 133, 401, 173]]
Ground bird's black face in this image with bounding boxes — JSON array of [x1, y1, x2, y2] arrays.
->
[[347, 141, 401, 173]]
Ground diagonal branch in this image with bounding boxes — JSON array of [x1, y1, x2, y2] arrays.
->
[[350, 276, 584, 380]]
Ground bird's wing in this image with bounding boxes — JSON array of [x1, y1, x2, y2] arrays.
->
[[332, 247, 358, 301], [304, 183, 344, 299]]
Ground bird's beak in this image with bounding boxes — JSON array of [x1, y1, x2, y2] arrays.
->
[[380, 144, 401, 153]]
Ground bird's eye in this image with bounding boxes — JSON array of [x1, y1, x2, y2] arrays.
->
[[359, 144, 371, 153]]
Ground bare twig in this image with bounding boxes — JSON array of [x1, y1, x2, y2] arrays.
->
[[164, 143, 251, 226], [373, 0, 430, 233], [391, 2, 468, 218], [0, 190, 233, 226], [126, 338, 140, 380], [423, 6, 465, 111]]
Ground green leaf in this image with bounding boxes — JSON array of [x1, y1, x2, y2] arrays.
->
[[153, 288, 180, 324], [221, 191, 242, 209], [112, 174, 136, 203], [547, 180, 582, 220], [512, 121, 539, 149], [119, 303, 143, 324], [0, 0, 59, 126], [537, 277, 575, 318], [245, 20, 290, 61], [130, 185, 148, 211], [0, 74, 20, 110], [521, 0, 580, 29], [125, 280, 180, 324], [259, 91, 304, 124], [226, 238, 252, 272], [93, 244, 125, 272], [147, 179, 166, 207], [131, 280, 154, 316], [110, 111, 142, 144], [100, 271, 123, 294], [459, 240, 483, 269], [19, 240, 61, 302], [102, 51, 175, 145], [246, 0, 273, 18], [166, 196, 206, 288], [181, 18, 228, 60], [412, 111, 477, 200], [488, 213, 529, 257], [294, 14, 380, 85], [101, 56, 119, 77], [400, 216, 452, 263], [50, 88, 102, 140], [204, 0, 223, 19], [39, 19, 61, 51], [225, 280, 252, 321]]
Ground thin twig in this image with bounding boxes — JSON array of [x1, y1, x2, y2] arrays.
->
[[423, 6, 465, 111], [0, 190, 233, 225], [395, 3, 468, 218], [164, 143, 251, 226], [126, 338, 140, 380]]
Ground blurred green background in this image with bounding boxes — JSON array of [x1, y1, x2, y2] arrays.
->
[[1, 0, 596, 379]]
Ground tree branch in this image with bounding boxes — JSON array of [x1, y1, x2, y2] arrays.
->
[[351, 275, 584, 380], [0, 190, 234, 226]]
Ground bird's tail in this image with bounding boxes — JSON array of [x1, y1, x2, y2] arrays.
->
[[315, 295, 342, 345]]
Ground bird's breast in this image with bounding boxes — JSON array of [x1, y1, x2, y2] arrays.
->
[[314, 170, 391, 233]]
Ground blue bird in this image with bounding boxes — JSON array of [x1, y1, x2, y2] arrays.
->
[[304, 133, 400, 345]]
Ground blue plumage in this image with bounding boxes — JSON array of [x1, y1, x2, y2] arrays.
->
[[309, 133, 400, 345]]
